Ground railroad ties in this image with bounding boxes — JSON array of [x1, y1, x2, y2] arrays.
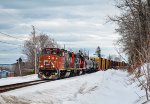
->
[[0, 80, 51, 93]]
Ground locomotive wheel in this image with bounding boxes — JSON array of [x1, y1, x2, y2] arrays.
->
[[82, 70, 86, 74], [77, 70, 80, 75], [60, 70, 67, 78], [70, 70, 75, 77]]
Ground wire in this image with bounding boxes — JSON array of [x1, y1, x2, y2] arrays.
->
[[0, 40, 22, 46], [0, 47, 21, 52], [0, 32, 19, 40], [0, 32, 24, 41]]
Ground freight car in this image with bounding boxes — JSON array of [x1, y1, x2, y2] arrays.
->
[[38, 48, 127, 79], [92, 57, 127, 70]]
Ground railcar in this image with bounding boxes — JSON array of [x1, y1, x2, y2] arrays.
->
[[90, 57, 127, 71]]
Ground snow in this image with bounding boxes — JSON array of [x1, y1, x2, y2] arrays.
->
[[0, 69, 147, 104], [0, 74, 40, 86]]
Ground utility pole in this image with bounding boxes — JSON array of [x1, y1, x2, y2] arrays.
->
[[19, 61, 21, 76], [64, 44, 65, 50], [32, 25, 37, 74], [17, 57, 22, 76]]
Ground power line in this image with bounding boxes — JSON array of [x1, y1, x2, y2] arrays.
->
[[0, 32, 24, 40], [0, 32, 24, 46], [0, 47, 21, 52], [0, 32, 19, 40], [0, 40, 22, 46]]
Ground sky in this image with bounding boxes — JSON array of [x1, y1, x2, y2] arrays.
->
[[0, 0, 122, 64]]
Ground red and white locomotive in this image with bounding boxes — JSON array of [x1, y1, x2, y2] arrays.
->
[[38, 48, 98, 79]]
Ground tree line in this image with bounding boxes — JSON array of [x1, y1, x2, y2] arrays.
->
[[110, 0, 150, 67], [110, 0, 150, 101]]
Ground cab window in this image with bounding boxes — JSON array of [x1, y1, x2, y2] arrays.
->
[[52, 50, 57, 55], [41, 48, 63, 56], [58, 51, 62, 56]]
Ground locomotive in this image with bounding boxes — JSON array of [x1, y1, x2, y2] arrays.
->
[[38, 48, 98, 79], [38, 48, 127, 79]]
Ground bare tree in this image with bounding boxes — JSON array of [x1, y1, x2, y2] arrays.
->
[[110, 0, 150, 101], [22, 33, 59, 69], [110, 0, 150, 67]]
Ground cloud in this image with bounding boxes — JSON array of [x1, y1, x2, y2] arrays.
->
[[30, 19, 103, 33], [0, 0, 122, 64], [0, 0, 116, 33], [0, 53, 24, 64], [0, 0, 108, 9], [0, 23, 14, 30]]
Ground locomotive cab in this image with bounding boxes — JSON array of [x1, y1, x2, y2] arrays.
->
[[38, 48, 65, 79]]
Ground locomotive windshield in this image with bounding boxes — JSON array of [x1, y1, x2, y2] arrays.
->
[[41, 48, 63, 56]]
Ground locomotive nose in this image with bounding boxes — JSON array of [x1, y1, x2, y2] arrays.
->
[[48, 56, 57, 61]]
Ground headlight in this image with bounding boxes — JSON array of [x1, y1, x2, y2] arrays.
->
[[40, 65, 44, 68]]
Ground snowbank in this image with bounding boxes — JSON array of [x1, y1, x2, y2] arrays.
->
[[0, 69, 146, 104], [0, 74, 40, 86], [129, 63, 150, 103]]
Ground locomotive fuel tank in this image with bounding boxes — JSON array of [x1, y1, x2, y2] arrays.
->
[[85, 58, 94, 73]]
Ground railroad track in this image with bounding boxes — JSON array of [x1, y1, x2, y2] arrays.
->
[[0, 80, 51, 93]]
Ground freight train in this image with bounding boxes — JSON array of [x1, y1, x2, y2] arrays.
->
[[38, 48, 127, 79]]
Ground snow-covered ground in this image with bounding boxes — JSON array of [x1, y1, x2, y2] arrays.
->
[[0, 74, 40, 86], [0, 69, 147, 104]]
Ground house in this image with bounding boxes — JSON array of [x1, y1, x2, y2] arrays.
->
[[0, 70, 9, 78]]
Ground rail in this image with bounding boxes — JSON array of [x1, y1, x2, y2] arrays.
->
[[0, 79, 51, 93]]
